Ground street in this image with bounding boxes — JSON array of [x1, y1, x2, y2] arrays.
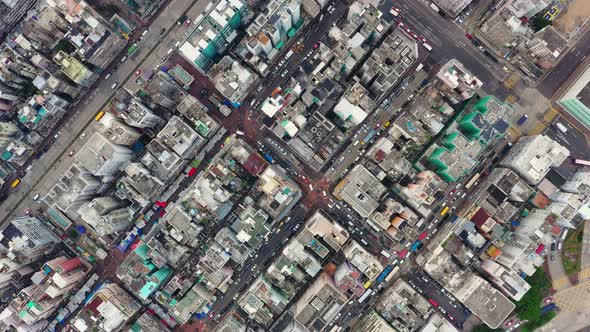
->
[[538, 28, 590, 99], [379, 0, 510, 96]]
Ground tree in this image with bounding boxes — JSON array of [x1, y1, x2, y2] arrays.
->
[[472, 324, 502, 332], [515, 269, 548, 321], [532, 17, 552, 32]]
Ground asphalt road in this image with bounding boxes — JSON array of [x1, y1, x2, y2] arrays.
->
[[407, 270, 471, 329], [206, 206, 308, 322], [379, 0, 510, 95], [538, 28, 590, 99]]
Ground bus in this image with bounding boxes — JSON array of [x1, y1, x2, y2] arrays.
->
[[574, 159, 590, 166], [10, 178, 21, 188], [560, 229, 569, 241], [94, 111, 105, 121], [358, 289, 373, 303], [385, 266, 400, 282], [465, 172, 481, 190], [376, 266, 394, 283], [415, 218, 426, 229], [440, 206, 450, 216]]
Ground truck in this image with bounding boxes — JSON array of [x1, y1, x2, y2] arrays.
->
[[358, 289, 373, 303], [430, 3, 440, 12], [263, 153, 275, 163], [363, 129, 376, 144], [285, 50, 294, 59], [541, 303, 557, 315], [423, 43, 432, 51], [574, 159, 590, 166], [517, 114, 528, 126]]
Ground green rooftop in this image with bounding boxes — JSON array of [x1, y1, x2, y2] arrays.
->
[[558, 98, 590, 130]]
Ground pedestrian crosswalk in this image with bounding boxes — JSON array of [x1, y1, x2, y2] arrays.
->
[[505, 95, 519, 104], [578, 267, 590, 281], [552, 276, 571, 291], [543, 107, 559, 123], [503, 73, 520, 89], [528, 122, 546, 135], [506, 126, 522, 141]]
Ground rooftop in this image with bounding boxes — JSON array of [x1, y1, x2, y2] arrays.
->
[[333, 165, 386, 218]]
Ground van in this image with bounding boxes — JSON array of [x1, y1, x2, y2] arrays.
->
[[33, 194, 40, 201], [236, 130, 244, 136], [141, 29, 149, 37], [111, 82, 118, 90], [120, 56, 127, 62], [555, 122, 567, 133], [104, 73, 111, 80]]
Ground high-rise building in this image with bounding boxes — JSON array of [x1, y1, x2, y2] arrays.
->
[[43, 164, 102, 217], [561, 171, 590, 195], [0, 217, 59, 265], [500, 135, 570, 185], [121, 99, 162, 128], [508, 0, 551, 18], [52, 51, 98, 88], [76, 132, 134, 179], [0, 121, 21, 150], [96, 112, 142, 146], [71, 283, 141, 332], [431, 0, 474, 18], [0, 256, 88, 332], [286, 0, 301, 23], [77, 197, 133, 236]]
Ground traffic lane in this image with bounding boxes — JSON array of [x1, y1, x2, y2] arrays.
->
[[539, 28, 590, 98], [248, 1, 347, 104], [208, 207, 307, 318], [546, 116, 590, 159], [326, 98, 396, 173], [407, 272, 470, 327], [326, 62, 428, 181], [380, 0, 506, 85], [327, 206, 389, 255]]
